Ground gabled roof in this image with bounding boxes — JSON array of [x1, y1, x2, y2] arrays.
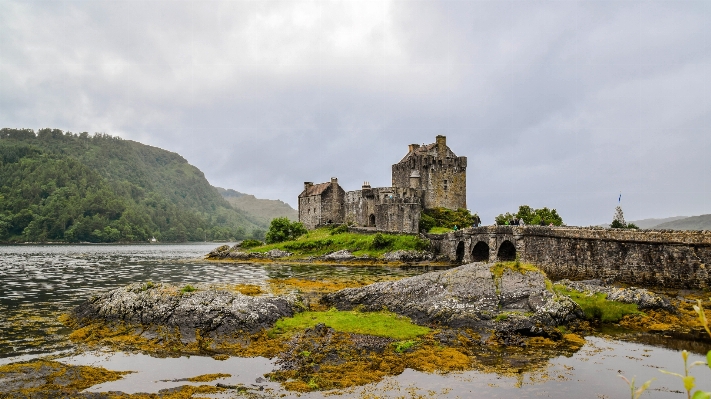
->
[[298, 182, 331, 198], [398, 142, 456, 164]]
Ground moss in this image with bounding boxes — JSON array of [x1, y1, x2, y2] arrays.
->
[[271, 309, 430, 341], [181, 285, 197, 293], [232, 284, 263, 296], [554, 284, 644, 323], [490, 261, 542, 281]]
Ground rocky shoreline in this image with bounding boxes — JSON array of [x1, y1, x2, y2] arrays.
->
[[206, 244, 444, 265]]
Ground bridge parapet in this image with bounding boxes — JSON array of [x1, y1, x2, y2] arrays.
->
[[428, 226, 711, 289]]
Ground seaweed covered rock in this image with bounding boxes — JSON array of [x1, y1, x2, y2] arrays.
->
[[322, 263, 582, 337], [72, 283, 302, 337], [557, 279, 674, 311]]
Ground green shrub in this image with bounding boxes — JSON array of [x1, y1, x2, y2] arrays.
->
[[371, 233, 394, 249], [240, 239, 263, 249], [265, 217, 307, 244], [497, 205, 563, 226], [329, 224, 348, 235], [420, 207, 478, 232]]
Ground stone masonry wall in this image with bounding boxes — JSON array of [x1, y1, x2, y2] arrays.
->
[[431, 226, 711, 289]]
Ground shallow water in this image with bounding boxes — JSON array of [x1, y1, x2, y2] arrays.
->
[[1, 244, 710, 397]]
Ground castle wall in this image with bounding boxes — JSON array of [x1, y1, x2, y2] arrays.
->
[[298, 194, 322, 230], [343, 187, 422, 232]]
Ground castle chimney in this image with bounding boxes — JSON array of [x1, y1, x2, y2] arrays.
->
[[408, 143, 420, 153], [436, 135, 446, 151], [304, 182, 313, 191], [362, 181, 371, 189], [331, 177, 338, 186]]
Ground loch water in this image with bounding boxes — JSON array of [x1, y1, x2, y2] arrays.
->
[[0, 244, 708, 398]]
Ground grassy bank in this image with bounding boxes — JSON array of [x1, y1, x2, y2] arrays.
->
[[554, 284, 644, 323], [245, 227, 430, 258]]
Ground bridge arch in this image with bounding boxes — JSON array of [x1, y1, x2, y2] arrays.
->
[[497, 240, 516, 261], [471, 241, 490, 262], [455, 241, 465, 263]]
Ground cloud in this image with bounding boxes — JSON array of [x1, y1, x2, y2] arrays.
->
[[1, 0, 709, 225]]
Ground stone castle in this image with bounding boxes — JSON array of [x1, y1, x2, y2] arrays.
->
[[298, 135, 467, 233]]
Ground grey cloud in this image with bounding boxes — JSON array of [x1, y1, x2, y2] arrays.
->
[[1, 0, 709, 225]]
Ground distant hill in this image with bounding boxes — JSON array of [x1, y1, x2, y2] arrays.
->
[[216, 188, 298, 224], [628, 216, 688, 229], [653, 214, 711, 231], [0, 128, 266, 242]]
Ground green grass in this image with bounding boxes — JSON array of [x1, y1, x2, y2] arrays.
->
[[427, 227, 453, 234], [554, 285, 644, 323], [271, 309, 430, 340], [489, 261, 543, 280], [181, 284, 197, 293], [246, 227, 430, 258]]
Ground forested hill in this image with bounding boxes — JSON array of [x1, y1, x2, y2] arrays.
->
[[0, 128, 266, 243]]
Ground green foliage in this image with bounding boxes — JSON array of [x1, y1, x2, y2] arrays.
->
[[271, 309, 430, 340], [496, 205, 564, 226], [611, 220, 639, 229], [393, 340, 418, 353], [250, 227, 430, 258], [265, 217, 307, 244], [181, 285, 197, 293], [419, 207, 479, 232], [371, 233, 394, 249], [240, 239, 264, 249], [329, 224, 349, 235], [554, 285, 643, 323], [0, 128, 264, 242]]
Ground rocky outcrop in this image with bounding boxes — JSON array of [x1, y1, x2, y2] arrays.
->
[[265, 249, 293, 258], [322, 263, 582, 337], [556, 279, 674, 311], [72, 283, 302, 337], [323, 250, 355, 260], [382, 250, 433, 262]]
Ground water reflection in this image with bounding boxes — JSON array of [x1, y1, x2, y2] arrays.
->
[[0, 244, 424, 358]]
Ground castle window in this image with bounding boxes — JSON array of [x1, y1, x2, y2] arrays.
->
[[444, 180, 448, 190]]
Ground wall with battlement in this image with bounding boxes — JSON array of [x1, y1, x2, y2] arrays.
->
[[429, 226, 711, 289]]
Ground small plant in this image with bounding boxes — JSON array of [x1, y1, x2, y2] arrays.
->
[[300, 350, 311, 358], [141, 281, 154, 291], [240, 239, 263, 249], [181, 284, 197, 293], [619, 375, 655, 399], [394, 340, 418, 353]]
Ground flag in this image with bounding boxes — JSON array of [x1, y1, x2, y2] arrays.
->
[[618, 193, 621, 203]]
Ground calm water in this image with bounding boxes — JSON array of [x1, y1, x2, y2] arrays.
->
[[0, 244, 709, 398]]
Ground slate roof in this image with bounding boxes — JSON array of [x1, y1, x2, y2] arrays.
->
[[298, 182, 331, 198], [398, 142, 455, 164]]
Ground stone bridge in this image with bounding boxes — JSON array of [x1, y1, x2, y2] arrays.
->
[[426, 226, 711, 289]]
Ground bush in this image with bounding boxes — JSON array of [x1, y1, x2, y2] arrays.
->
[[330, 224, 348, 235], [265, 217, 307, 244], [497, 205, 563, 226], [419, 208, 478, 232], [371, 233, 394, 249], [240, 239, 263, 249]]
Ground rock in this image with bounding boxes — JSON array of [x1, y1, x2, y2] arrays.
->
[[382, 250, 434, 262], [265, 249, 292, 259], [72, 283, 302, 336], [556, 279, 673, 311], [208, 245, 230, 258], [323, 250, 355, 260], [322, 263, 582, 337]]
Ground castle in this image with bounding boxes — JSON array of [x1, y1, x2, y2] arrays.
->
[[298, 135, 467, 233]]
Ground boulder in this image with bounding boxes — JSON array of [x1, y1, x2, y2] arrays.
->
[[557, 279, 674, 311], [265, 249, 293, 259], [72, 283, 302, 337], [322, 263, 582, 337], [323, 250, 355, 260], [382, 250, 434, 262]]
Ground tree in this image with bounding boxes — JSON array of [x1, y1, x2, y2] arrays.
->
[[496, 205, 564, 226], [265, 217, 307, 244]]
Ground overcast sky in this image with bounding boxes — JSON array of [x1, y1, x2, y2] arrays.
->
[[1, 0, 709, 226]]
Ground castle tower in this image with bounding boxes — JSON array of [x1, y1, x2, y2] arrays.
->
[[391, 135, 467, 210]]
